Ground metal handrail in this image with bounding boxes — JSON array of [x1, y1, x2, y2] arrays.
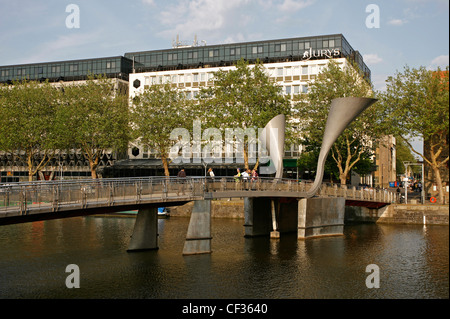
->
[[0, 176, 398, 216]]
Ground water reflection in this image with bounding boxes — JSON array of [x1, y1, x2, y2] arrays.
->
[[0, 216, 447, 299]]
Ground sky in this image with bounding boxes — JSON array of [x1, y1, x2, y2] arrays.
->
[[0, 0, 448, 153]]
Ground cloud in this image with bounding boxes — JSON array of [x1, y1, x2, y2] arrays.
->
[[430, 55, 449, 68], [142, 0, 155, 5], [278, 0, 315, 12], [22, 32, 102, 63], [387, 18, 407, 26], [363, 54, 383, 65], [157, 0, 251, 42]]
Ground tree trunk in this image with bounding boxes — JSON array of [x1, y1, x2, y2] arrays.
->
[[161, 155, 170, 177], [431, 160, 445, 204], [89, 158, 99, 179]]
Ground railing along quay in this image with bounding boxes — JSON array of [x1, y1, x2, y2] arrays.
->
[[0, 176, 399, 218]]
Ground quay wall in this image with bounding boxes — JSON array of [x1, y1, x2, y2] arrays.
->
[[345, 204, 449, 225], [171, 199, 449, 226]]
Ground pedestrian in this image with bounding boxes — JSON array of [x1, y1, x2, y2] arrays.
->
[[234, 168, 241, 182], [251, 169, 258, 181], [207, 167, 215, 179], [177, 168, 186, 178]]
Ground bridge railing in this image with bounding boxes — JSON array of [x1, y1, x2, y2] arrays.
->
[[318, 182, 400, 203], [0, 176, 397, 215]]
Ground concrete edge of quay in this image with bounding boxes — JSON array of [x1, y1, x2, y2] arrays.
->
[[169, 199, 449, 226]]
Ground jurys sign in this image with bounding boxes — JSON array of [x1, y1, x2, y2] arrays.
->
[[302, 48, 340, 60]]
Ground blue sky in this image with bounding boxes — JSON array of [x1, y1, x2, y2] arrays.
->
[[0, 0, 448, 91]]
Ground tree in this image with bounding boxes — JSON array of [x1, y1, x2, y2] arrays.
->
[[295, 60, 382, 185], [379, 66, 449, 203], [199, 58, 292, 170], [61, 76, 131, 179], [131, 83, 197, 177], [0, 80, 65, 181]]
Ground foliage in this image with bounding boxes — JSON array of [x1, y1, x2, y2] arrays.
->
[[294, 60, 382, 185], [378, 66, 449, 202], [60, 76, 131, 178], [0, 80, 65, 181], [198, 58, 292, 170], [131, 83, 198, 176]]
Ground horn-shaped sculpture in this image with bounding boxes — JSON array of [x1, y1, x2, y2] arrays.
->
[[259, 114, 285, 180], [306, 97, 377, 197]]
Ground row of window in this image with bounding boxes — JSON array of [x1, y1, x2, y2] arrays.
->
[[133, 39, 338, 64], [138, 62, 333, 86], [0, 61, 118, 78]]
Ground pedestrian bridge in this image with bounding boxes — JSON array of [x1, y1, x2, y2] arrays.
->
[[0, 176, 398, 225]]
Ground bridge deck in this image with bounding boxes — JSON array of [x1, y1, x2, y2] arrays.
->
[[0, 176, 399, 225]]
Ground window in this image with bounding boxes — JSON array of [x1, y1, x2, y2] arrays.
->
[[301, 85, 308, 93], [305, 42, 310, 49], [51, 66, 61, 73], [209, 49, 219, 58], [302, 66, 308, 75], [298, 42, 304, 50], [168, 53, 177, 61], [275, 43, 287, 52], [329, 39, 335, 47], [69, 64, 78, 72], [323, 40, 329, 48], [1, 70, 9, 77], [193, 73, 199, 82], [230, 47, 240, 56], [252, 46, 263, 54], [277, 68, 283, 76], [293, 85, 300, 94], [106, 61, 116, 69], [188, 51, 198, 59], [285, 86, 291, 94]]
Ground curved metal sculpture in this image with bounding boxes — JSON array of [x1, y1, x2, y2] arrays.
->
[[306, 97, 377, 197], [259, 114, 285, 179]]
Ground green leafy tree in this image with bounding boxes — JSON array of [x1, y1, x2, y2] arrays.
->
[[379, 66, 449, 203], [295, 60, 382, 185], [131, 83, 197, 177], [0, 80, 65, 181], [61, 76, 131, 179], [199, 58, 292, 170]]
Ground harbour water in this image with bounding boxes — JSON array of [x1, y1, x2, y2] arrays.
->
[[0, 215, 448, 299]]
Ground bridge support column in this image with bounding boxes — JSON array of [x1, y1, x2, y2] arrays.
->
[[244, 198, 272, 237], [183, 200, 212, 255], [298, 197, 345, 238], [127, 207, 158, 252]]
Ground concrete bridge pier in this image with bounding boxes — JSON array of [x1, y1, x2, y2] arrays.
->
[[127, 207, 158, 252], [298, 197, 345, 238], [244, 198, 272, 237], [244, 197, 346, 239], [182, 200, 212, 255]]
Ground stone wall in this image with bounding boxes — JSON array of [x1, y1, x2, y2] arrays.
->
[[170, 199, 244, 219], [345, 204, 449, 225]]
